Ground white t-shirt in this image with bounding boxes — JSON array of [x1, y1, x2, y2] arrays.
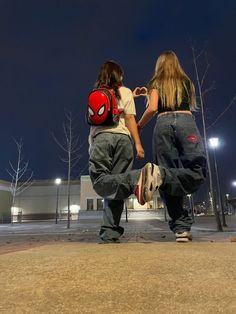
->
[[89, 86, 136, 145]]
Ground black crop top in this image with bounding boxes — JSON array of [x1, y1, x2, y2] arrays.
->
[[157, 81, 191, 113], [158, 102, 190, 113]]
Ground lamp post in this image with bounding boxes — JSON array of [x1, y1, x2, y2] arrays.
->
[[225, 193, 230, 215], [208, 138, 227, 227], [124, 200, 128, 222], [187, 194, 195, 222], [55, 178, 61, 224], [230, 180, 236, 215], [232, 181, 236, 215], [206, 139, 222, 231]]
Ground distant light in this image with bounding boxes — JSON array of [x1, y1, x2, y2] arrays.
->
[[70, 205, 80, 213], [55, 178, 62, 185], [226, 194, 229, 198], [62, 205, 80, 213], [232, 181, 236, 187], [209, 137, 219, 148], [11, 206, 20, 214]]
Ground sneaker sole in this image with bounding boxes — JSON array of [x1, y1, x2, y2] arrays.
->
[[176, 233, 193, 242], [136, 168, 146, 205], [176, 237, 191, 243], [98, 238, 121, 244]]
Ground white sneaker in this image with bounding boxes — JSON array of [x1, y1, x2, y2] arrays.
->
[[134, 168, 145, 206], [175, 231, 192, 243], [143, 163, 163, 203]]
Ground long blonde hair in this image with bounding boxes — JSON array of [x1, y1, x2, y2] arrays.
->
[[147, 51, 197, 110]]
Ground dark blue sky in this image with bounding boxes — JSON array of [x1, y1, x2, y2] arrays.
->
[[0, 0, 235, 195]]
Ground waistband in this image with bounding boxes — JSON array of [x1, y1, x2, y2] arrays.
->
[[158, 110, 192, 117], [93, 131, 131, 140]]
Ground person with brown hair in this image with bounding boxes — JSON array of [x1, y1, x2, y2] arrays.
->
[[89, 61, 160, 243], [138, 51, 206, 242]]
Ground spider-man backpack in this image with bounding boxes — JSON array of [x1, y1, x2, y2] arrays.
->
[[86, 88, 121, 126]]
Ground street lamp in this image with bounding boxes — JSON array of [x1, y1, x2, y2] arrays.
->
[[208, 138, 227, 227], [54, 178, 62, 224], [208, 137, 219, 148], [187, 194, 195, 222], [232, 181, 236, 187]]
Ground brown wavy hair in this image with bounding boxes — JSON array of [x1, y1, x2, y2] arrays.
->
[[95, 61, 124, 100], [147, 51, 197, 110]]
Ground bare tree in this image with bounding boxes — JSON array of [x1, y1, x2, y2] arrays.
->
[[191, 46, 223, 231], [6, 138, 33, 224], [206, 95, 236, 130], [52, 110, 82, 229]]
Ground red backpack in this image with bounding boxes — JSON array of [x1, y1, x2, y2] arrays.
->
[[87, 88, 121, 126]]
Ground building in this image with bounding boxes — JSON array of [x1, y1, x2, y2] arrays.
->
[[0, 176, 164, 223], [80, 175, 164, 211], [13, 179, 80, 222], [0, 180, 12, 223], [228, 197, 236, 215]]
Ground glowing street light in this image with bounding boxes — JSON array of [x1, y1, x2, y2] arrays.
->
[[232, 181, 236, 187], [55, 178, 62, 185], [54, 178, 62, 224], [209, 137, 219, 148]]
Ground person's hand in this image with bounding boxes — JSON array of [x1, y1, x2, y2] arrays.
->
[[133, 86, 147, 98], [136, 143, 145, 160]]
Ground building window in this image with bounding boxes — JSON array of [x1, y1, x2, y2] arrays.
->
[[97, 198, 104, 210], [87, 199, 94, 210]]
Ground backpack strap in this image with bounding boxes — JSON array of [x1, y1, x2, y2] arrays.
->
[[100, 86, 123, 114]]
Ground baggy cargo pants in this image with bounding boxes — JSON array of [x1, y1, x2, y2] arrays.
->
[[153, 112, 206, 233], [89, 132, 141, 241]]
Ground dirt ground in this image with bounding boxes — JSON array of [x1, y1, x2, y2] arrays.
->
[[1, 239, 236, 314]]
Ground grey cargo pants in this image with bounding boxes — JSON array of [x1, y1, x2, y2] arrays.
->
[[89, 132, 141, 240]]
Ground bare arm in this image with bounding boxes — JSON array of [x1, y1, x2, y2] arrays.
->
[[125, 114, 144, 160], [138, 89, 159, 129]]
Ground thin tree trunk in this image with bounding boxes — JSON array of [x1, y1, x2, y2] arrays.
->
[[52, 110, 81, 229], [7, 138, 33, 225], [192, 47, 223, 231]]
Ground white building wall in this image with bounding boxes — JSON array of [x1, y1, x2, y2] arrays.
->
[[1, 175, 165, 223], [0, 180, 12, 223], [14, 180, 80, 221]]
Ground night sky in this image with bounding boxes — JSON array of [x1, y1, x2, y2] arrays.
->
[[1, 0, 235, 197]]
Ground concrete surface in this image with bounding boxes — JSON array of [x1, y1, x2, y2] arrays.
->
[[0, 214, 236, 313], [1, 242, 236, 314]]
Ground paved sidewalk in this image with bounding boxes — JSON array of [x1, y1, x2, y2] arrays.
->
[[1, 242, 236, 313], [0, 212, 236, 244], [0, 213, 236, 313]]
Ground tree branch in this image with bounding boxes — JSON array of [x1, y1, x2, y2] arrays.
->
[[207, 95, 236, 130]]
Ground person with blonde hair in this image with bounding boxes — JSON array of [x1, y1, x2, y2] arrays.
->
[[138, 51, 206, 242]]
